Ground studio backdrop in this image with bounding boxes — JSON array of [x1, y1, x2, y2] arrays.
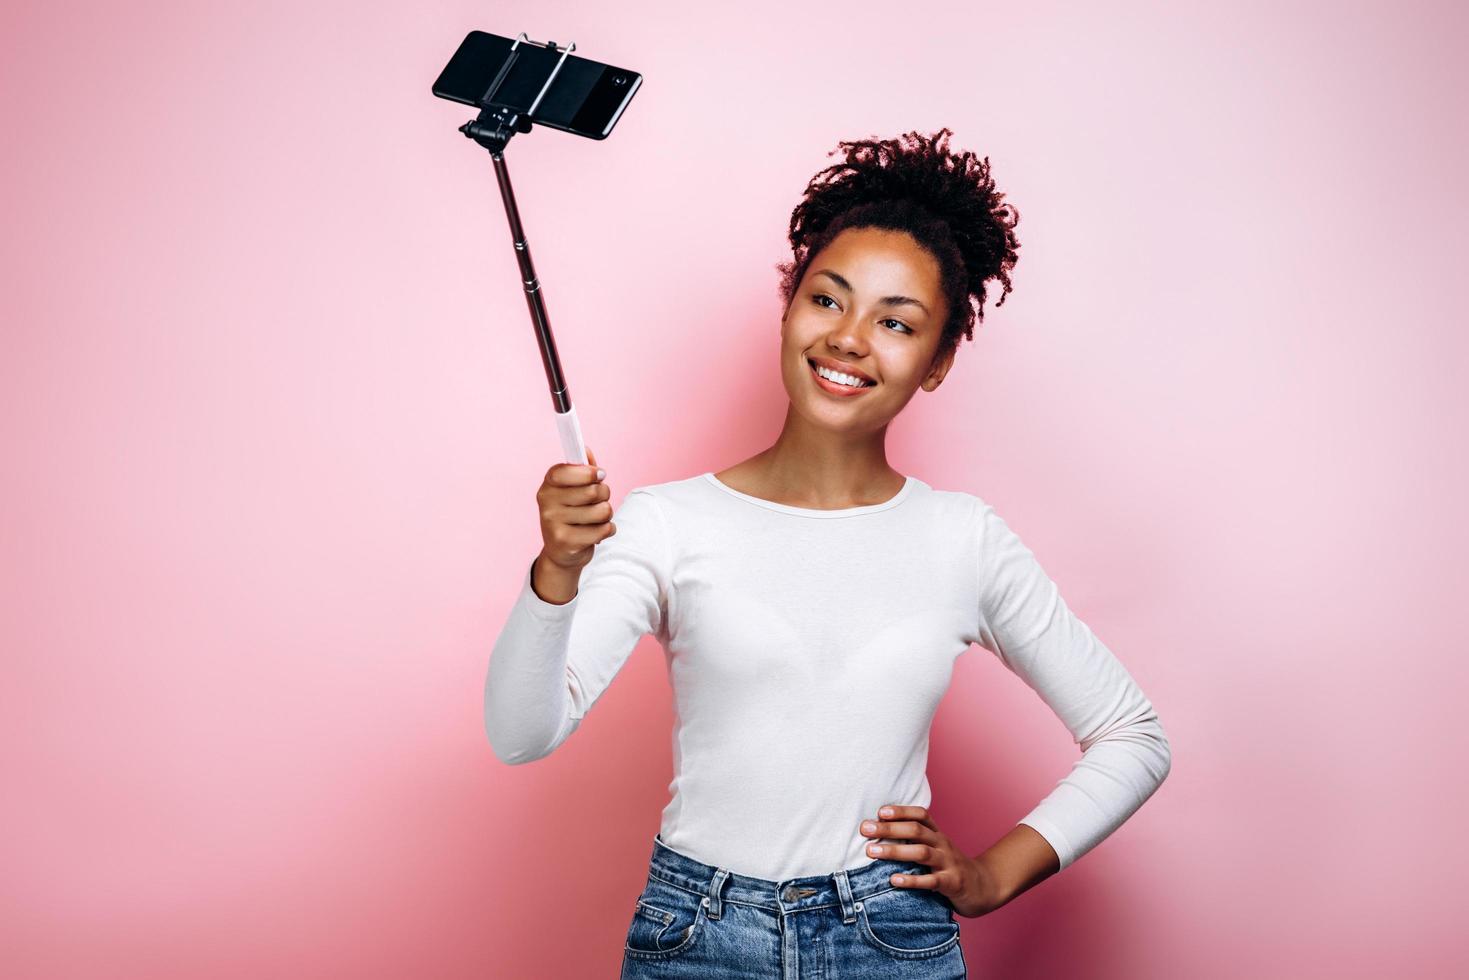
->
[[3, 1, 1465, 978]]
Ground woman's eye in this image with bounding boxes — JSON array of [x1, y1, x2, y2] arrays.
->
[[812, 294, 912, 335]]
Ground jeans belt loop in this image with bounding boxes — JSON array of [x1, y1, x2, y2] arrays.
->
[[833, 868, 858, 924], [705, 868, 731, 920]]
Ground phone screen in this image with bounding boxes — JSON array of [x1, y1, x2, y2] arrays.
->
[[432, 32, 641, 138]]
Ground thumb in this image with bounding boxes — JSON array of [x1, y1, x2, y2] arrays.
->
[[586, 445, 598, 469]]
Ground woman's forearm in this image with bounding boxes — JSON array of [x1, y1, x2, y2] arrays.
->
[[975, 823, 1061, 908], [532, 551, 582, 604]]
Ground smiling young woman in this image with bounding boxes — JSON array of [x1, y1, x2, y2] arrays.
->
[[729, 128, 1022, 514], [486, 129, 1172, 979]]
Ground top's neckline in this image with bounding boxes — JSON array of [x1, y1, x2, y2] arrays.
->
[[700, 472, 918, 518]]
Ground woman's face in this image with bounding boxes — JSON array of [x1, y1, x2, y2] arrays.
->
[[780, 226, 954, 434]]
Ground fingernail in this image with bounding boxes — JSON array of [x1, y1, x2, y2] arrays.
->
[[868, 844, 884, 855], [596, 469, 605, 480], [879, 807, 893, 817], [861, 821, 876, 833]]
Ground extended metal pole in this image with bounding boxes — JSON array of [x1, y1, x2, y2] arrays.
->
[[490, 149, 572, 416]]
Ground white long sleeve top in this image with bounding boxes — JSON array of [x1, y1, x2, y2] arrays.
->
[[485, 471, 1171, 881]]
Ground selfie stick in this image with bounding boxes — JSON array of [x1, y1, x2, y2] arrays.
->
[[458, 34, 588, 466]]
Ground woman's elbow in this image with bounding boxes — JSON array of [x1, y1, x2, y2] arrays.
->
[[1149, 718, 1173, 784], [484, 713, 568, 766]]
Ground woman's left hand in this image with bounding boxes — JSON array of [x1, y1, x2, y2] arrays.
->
[[858, 804, 1000, 918]]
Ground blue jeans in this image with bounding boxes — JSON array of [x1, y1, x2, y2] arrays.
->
[[620, 835, 967, 979]]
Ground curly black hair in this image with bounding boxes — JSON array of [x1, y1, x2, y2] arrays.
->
[[775, 128, 1021, 366]]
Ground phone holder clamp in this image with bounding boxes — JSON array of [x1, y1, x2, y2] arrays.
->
[[459, 33, 577, 154]]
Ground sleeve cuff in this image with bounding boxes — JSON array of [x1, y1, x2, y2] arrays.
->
[[1016, 814, 1075, 873]]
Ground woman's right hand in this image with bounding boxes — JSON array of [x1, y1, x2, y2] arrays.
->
[[533, 446, 614, 602]]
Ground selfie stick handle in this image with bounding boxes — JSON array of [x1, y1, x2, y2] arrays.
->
[[459, 34, 588, 466]]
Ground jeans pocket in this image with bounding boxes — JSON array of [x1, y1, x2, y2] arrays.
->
[[855, 886, 961, 960], [623, 877, 708, 961]]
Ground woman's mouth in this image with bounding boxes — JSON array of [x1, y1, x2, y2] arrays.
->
[[808, 358, 877, 397]]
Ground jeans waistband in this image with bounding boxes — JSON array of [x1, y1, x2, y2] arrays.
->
[[645, 834, 929, 920]]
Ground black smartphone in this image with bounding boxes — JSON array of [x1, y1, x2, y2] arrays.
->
[[431, 31, 642, 140]]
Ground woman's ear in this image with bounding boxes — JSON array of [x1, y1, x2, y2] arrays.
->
[[923, 345, 956, 391]]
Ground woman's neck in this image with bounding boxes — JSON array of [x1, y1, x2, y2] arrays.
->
[[714, 438, 904, 511]]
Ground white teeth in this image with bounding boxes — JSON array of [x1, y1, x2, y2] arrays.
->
[[812, 362, 871, 388]]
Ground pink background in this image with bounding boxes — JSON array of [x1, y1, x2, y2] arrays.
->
[[4, 1, 1466, 977]]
